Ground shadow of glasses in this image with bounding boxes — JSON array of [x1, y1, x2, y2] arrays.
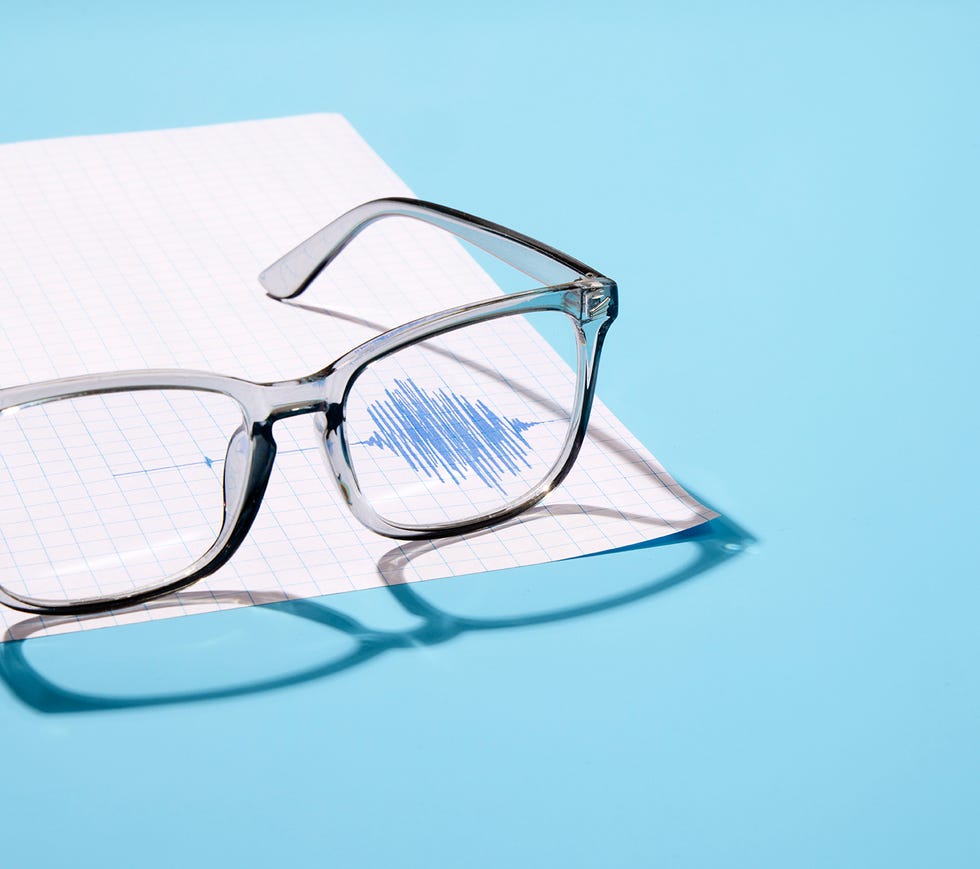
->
[[0, 505, 753, 714], [0, 299, 748, 713]]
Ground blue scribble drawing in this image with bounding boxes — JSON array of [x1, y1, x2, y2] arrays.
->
[[354, 377, 555, 493]]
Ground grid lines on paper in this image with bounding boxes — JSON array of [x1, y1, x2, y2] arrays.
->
[[0, 114, 716, 640]]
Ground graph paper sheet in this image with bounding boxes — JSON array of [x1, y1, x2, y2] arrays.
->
[[0, 114, 716, 641]]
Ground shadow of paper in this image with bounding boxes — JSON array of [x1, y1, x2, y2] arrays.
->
[[0, 505, 753, 714]]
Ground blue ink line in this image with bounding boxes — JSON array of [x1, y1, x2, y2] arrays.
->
[[353, 377, 556, 494], [112, 457, 218, 478], [110, 445, 319, 478]]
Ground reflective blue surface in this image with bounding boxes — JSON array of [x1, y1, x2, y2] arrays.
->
[[1, 3, 977, 866]]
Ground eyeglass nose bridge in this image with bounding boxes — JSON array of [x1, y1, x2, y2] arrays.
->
[[242, 376, 353, 505], [214, 377, 348, 577], [257, 377, 337, 423]]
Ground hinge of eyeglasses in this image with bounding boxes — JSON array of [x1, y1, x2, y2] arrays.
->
[[578, 277, 612, 321]]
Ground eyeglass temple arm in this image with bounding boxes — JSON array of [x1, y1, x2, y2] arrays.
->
[[258, 197, 600, 300]]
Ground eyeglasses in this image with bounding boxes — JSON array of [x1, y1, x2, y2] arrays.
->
[[0, 198, 617, 616]]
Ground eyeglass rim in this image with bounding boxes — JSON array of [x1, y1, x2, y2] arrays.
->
[[0, 279, 615, 615], [0, 199, 618, 615]]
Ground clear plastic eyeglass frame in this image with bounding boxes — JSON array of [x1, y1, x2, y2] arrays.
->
[[0, 198, 618, 615]]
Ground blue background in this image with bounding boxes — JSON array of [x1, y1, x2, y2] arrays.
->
[[1, 2, 977, 866]]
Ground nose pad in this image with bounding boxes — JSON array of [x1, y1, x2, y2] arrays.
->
[[313, 411, 333, 474], [314, 408, 354, 506], [221, 424, 251, 530]]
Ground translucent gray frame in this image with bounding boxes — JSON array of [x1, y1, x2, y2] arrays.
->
[[0, 198, 618, 615]]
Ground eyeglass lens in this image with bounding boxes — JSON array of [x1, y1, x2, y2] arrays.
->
[[0, 389, 244, 605], [344, 310, 580, 528]]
